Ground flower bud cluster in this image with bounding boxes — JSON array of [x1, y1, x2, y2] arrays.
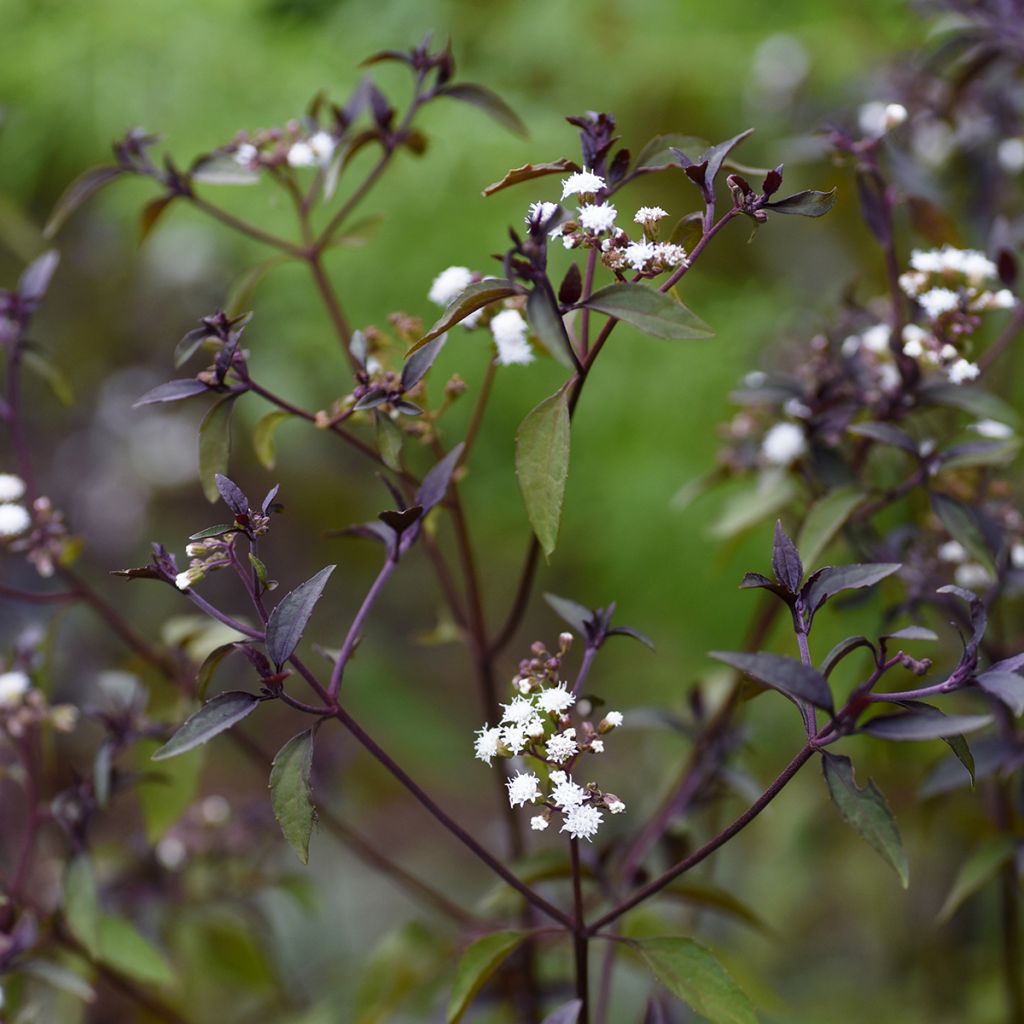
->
[[473, 636, 624, 842], [175, 533, 237, 591], [6, 495, 70, 577], [0, 668, 78, 740]]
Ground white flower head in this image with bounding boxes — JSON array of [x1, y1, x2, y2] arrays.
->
[[501, 724, 528, 755], [955, 562, 992, 589], [634, 206, 668, 226], [546, 729, 578, 764], [0, 474, 26, 503], [0, 504, 30, 539], [561, 168, 606, 200], [506, 770, 542, 808], [234, 143, 258, 167], [606, 797, 626, 814], [490, 309, 534, 367], [998, 138, 1024, 175], [428, 266, 474, 308], [530, 815, 549, 831], [972, 419, 1014, 440], [287, 141, 316, 168], [0, 670, 30, 706], [655, 243, 688, 267], [578, 203, 617, 234], [861, 323, 891, 354], [550, 774, 585, 809], [560, 803, 603, 841], [603, 711, 623, 729], [761, 422, 807, 466], [501, 696, 537, 725], [947, 358, 980, 385], [536, 684, 575, 716], [624, 240, 657, 271], [309, 131, 335, 164], [174, 567, 204, 591], [526, 201, 559, 226], [474, 725, 503, 765], [1012, 543, 1024, 569], [589, 738, 605, 753], [938, 540, 967, 563]]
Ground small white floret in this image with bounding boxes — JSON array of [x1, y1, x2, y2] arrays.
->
[[761, 422, 807, 466], [0, 474, 26, 503], [536, 684, 575, 715], [287, 141, 316, 168], [578, 204, 617, 234], [507, 771, 542, 808], [634, 206, 668, 226], [428, 266, 474, 308], [490, 309, 534, 367], [546, 729, 578, 764], [919, 288, 960, 319], [604, 711, 623, 728], [561, 169, 606, 199], [947, 358, 980, 385], [0, 504, 30, 538], [998, 138, 1024, 175], [0, 670, 30, 706], [560, 804, 603, 841], [530, 815, 549, 831], [972, 419, 1014, 439], [607, 797, 626, 813], [938, 541, 966, 563], [474, 725, 503, 765], [550, 774, 585, 809], [309, 131, 335, 164], [526, 201, 559, 225]]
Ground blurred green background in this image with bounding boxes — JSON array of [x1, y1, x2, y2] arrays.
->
[[5, 1, 1009, 1022]]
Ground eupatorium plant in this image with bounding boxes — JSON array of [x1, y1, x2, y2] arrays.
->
[[2, 16, 1024, 1023]]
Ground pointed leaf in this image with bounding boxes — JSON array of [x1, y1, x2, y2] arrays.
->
[[771, 520, 803, 593], [482, 159, 580, 197], [581, 283, 713, 340], [411, 279, 519, 353], [63, 856, 100, 957], [19, 249, 60, 302], [136, 738, 204, 843], [516, 386, 571, 559], [767, 188, 838, 217], [821, 635, 875, 677], [606, 625, 656, 651], [266, 565, 336, 669], [191, 155, 261, 185], [631, 936, 757, 1024], [376, 413, 404, 472], [22, 348, 73, 406], [133, 378, 209, 407], [44, 166, 125, 238], [635, 133, 707, 171], [708, 650, 833, 710], [435, 83, 528, 138], [18, 960, 96, 1003], [920, 381, 1020, 430], [544, 592, 594, 637], [883, 626, 938, 642], [976, 669, 1024, 716], [152, 691, 260, 760], [214, 474, 248, 515], [797, 487, 863, 568], [97, 916, 175, 987], [139, 195, 175, 241], [848, 421, 919, 454], [446, 931, 525, 1023], [541, 1000, 583, 1024], [710, 473, 797, 539], [527, 286, 576, 369], [937, 837, 1016, 923], [253, 411, 292, 470], [199, 394, 239, 503], [196, 642, 240, 702], [401, 332, 447, 392], [822, 752, 908, 887], [862, 711, 991, 741], [660, 882, 771, 934], [932, 493, 997, 574], [416, 443, 465, 513], [802, 563, 901, 616], [270, 729, 317, 865]]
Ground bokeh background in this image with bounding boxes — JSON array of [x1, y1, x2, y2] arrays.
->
[[2, 1, 1013, 1021]]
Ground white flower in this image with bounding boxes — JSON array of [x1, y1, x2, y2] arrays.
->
[[883, 103, 908, 131], [603, 711, 623, 728], [490, 309, 534, 367], [156, 835, 187, 871], [0, 474, 26, 503], [861, 324, 890, 354], [859, 101, 906, 139], [938, 540, 967, 563], [655, 243, 688, 267], [998, 138, 1024, 175], [877, 363, 901, 393], [561, 168, 606, 199], [940, 343, 958, 361], [525, 716, 546, 739], [550, 774, 586, 809], [428, 266, 474, 308], [900, 271, 928, 296], [624, 240, 657, 271], [607, 797, 626, 814], [501, 724, 528, 755], [578, 204, 617, 234], [501, 696, 537, 725], [761, 422, 807, 465], [972, 419, 1014, 439], [560, 804, 603, 841], [634, 206, 668, 226], [0, 670, 30, 706], [919, 288, 960, 319], [589, 739, 605, 753], [234, 143, 258, 166], [841, 335, 862, 357], [536, 684, 575, 715], [901, 324, 927, 359], [947, 358, 980, 385], [474, 725, 503, 765], [546, 729, 578, 763], [1012, 543, 1024, 569], [955, 563, 992, 589], [309, 131, 335, 164], [287, 141, 316, 168], [0, 504, 31, 538], [526, 201, 559, 225], [958, 251, 998, 285], [174, 567, 204, 591], [975, 289, 1017, 311], [506, 771, 541, 808], [910, 249, 947, 274], [530, 815, 549, 831]]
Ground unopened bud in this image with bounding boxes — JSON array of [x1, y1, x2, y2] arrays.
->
[[558, 631, 573, 652]]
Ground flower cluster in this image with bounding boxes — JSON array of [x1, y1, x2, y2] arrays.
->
[[473, 635, 625, 841], [0, 667, 78, 739], [0, 473, 30, 541], [216, 122, 338, 175], [3, 494, 70, 577]]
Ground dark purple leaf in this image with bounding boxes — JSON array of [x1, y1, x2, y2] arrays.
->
[[266, 566, 337, 670], [768, 187, 837, 218], [527, 287, 575, 369], [416, 444, 464, 513], [481, 159, 581, 198], [410, 280, 520, 353], [152, 691, 260, 760], [580, 283, 713, 340], [932, 493, 998, 575], [401, 332, 447, 392], [606, 626, 655, 651], [739, 572, 781, 591], [847, 421, 920, 454], [434, 83, 528, 138], [44, 166, 126, 238], [771, 520, 803, 594], [214, 475, 249, 516], [187, 524, 236, 541], [976, 670, 1024, 716], [544, 592, 595, 638], [708, 650, 833, 710], [354, 388, 389, 411], [378, 506, 423, 536], [862, 711, 991, 742], [139, 195, 176, 241], [883, 626, 938, 642], [18, 250, 60, 304], [558, 264, 582, 306], [802, 563, 901, 618], [821, 635, 875, 677], [133, 379, 209, 407]]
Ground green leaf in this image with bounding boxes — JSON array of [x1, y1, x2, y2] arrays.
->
[[515, 386, 571, 559], [527, 286, 576, 369], [98, 916, 175, 987], [482, 158, 580, 198], [920, 381, 1020, 429], [411, 279, 519, 353], [19, 959, 96, 1003], [270, 729, 317, 865], [446, 931, 525, 1023], [376, 413, 404, 472], [709, 650, 833, 710], [252, 410, 292, 470], [22, 348, 73, 405], [63, 855, 100, 958], [937, 837, 1016, 923], [191, 155, 261, 185], [660, 882, 771, 934], [797, 487, 863, 568], [631, 936, 757, 1024], [266, 565, 336, 669], [821, 752, 908, 887], [709, 472, 797, 539], [196, 642, 240, 702], [434, 83, 528, 138], [199, 394, 239, 503], [152, 691, 260, 761], [767, 187, 838, 217], [136, 738, 205, 843], [581, 283, 713, 340], [932, 493, 997, 574]]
